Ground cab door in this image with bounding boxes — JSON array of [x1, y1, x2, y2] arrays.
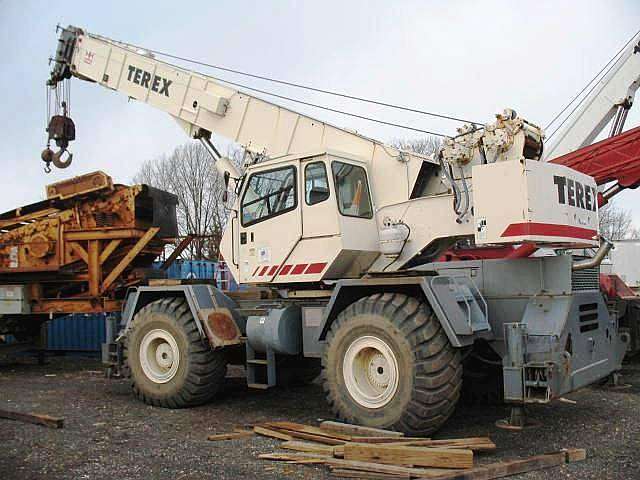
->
[[237, 162, 302, 284], [301, 157, 339, 239]]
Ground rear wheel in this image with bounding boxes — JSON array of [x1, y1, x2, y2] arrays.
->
[[322, 293, 462, 436], [125, 297, 227, 408]]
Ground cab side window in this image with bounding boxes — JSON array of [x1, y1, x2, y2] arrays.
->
[[332, 161, 373, 218], [305, 162, 330, 205], [241, 166, 297, 226]]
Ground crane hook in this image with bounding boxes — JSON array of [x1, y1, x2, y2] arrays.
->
[[52, 148, 73, 169]]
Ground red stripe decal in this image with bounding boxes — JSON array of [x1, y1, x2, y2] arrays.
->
[[291, 264, 308, 275], [252, 266, 260, 277], [258, 266, 270, 276], [501, 222, 597, 240], [305, 262, 327, 274], [280, 264, 293, 275], [268, 265, 279, 276]]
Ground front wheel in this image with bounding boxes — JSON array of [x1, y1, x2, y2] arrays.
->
[[124, 297, 227, 408], [322, 293, 462, 436]]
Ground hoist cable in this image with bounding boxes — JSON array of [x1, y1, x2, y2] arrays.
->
[[94, 32, 481, 126], [204, 73, 452, 137], [545, 29, 640, 137]]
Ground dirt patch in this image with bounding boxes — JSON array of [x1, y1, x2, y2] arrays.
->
[[0, 356, 638, 479]]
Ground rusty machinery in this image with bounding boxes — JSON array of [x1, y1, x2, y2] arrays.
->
[[0, 171, 178, 333]]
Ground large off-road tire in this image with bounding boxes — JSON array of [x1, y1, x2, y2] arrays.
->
[[322, 293, 462, 436], [125, 297, 227, 408]]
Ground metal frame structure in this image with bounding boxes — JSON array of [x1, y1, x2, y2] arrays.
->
[[0, 171, 178, 316]]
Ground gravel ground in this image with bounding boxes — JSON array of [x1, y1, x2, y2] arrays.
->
[[0, 355, 638, 480]]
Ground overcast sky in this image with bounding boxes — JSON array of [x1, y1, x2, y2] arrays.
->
[[1, 1, 639, 224]]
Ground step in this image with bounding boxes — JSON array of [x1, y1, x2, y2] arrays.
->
[[247, 359, 268, 365], [247, 383, 270, 390]]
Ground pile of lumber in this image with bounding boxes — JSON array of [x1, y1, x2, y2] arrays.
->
[[245, 420, 585, 479]]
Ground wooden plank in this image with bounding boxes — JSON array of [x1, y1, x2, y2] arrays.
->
[[344, 443, 473, 469], [563, 448, 587, 463], [0, 408, 64, 429], [320, 421, 405, 438], [253, 426, 294, 441], [350, 436, 432, 444], [425, 452, 567, 480], [278, 430, 345, 445], [331, 467, 410, 479], [281, 440, 336, 456], [266, 421, 352, 441], [207, 430, 253, 442], [387, 438, 496, 452], [259, 453, 328, 464], [101, 227, 159, 293], [259, 451, 463, 478]]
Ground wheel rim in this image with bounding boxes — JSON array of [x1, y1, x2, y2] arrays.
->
[[139, 329, 180, 384], [343, 335, 399, 409]]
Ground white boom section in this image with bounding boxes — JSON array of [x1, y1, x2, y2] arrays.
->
[[543, 32, 640, 160], [53, 27, 432, 204]]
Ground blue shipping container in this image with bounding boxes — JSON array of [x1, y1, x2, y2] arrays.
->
[[47, 314, 106, 352]]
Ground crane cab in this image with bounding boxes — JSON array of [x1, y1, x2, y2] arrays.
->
[[221, 151, 381, 285]]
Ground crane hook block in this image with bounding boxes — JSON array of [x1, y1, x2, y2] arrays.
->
[[43, 114, 75, 170], [46, 115, 76, 148]]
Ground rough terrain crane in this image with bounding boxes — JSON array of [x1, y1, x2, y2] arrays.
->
[[40, 25, 632, 435]]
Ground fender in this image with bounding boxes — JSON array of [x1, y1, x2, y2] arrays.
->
[[318, 275, 492, 348], [121, 284, 245, 348]]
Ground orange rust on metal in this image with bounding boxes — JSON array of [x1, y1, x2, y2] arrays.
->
[[31, 298, 123, 314], [99, 239, 122, 265], [65, 229, 146, 241], [46, 171, 113, 200], [101, 227, 159, 293], [208, 311, 238, 341], [160, 234, 195, 270], [0, 171, 178, 315], [88, 240, 101, 297], [69, 242, 89, 264]]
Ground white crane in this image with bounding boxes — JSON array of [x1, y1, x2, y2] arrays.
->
[[40, 26, 625, 436]]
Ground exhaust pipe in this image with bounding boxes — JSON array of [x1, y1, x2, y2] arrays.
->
[[572, 236, 614, 271]]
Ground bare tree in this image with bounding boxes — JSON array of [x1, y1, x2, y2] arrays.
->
[[134, 142, 243, 260], [599, 201, 638, 240], [391, 136, 442, 156]]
